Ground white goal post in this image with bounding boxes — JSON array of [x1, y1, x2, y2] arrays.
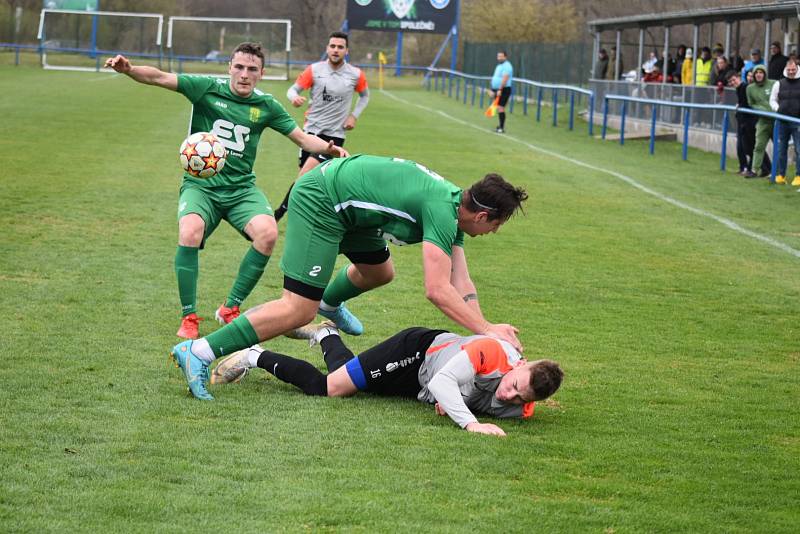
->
[[37, 8, 164, 72], [166, 16, 292, 80]]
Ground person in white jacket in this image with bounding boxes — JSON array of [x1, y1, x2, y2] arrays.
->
[[769, 58, 800, 185]]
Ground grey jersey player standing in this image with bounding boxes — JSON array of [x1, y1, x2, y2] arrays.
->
[[274, 31, 370, 221], [212, 322, 564, 437]]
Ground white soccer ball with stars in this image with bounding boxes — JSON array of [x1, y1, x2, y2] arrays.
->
[[179, 132, 227, 178]]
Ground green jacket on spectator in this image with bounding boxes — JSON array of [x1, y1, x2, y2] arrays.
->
[[746, 65, 775, 112]]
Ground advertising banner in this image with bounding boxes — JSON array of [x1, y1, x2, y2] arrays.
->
[[347, 0, 458, 34]]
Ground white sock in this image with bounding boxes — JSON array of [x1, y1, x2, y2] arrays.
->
[[190, 338, 215, 364], [314, 326, 339, 345], [247, 346, 262, 368], [318, 300, 338, 312]]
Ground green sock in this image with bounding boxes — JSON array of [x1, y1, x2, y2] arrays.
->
[[175, 245, 199, 317], [205, 315, 260, 358], [226, 246, 270, 307], [321, 265, 366, 307]]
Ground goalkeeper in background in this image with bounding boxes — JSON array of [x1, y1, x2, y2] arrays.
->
[[273, 31, 370, 221], [105, 42, 347, 339]]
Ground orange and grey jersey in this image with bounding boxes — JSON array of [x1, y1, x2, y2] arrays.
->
[[417, 334, 535, 428], [287, 60, 369, 139]]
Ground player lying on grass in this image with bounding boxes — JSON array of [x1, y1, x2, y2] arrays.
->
[[104, 42, 348, 340], [170, 154, 528, 400], [211, 321, 563, 436]]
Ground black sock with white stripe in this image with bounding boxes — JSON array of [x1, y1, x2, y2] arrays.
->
[[257, 350, 328, 396]]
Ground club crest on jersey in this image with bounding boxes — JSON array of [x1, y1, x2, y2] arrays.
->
[[249, 107, 261, 122]]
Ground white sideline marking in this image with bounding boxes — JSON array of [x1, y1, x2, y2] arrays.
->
[[87, 73, 121, 82], [382, 90, 800, 260]]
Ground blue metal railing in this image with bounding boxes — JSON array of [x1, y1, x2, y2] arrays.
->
[[603, 94, 800, 182], [424, 67, 595, 136]]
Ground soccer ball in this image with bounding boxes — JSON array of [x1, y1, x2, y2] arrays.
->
[[179, 132, 227, 178]]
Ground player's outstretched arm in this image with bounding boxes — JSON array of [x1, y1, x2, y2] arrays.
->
[[428, 354, 507, 436], [286, 128, 349, 158], [104, 55, 177, 90], [422, 242, 523, 352]]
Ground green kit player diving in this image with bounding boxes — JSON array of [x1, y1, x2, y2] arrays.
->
[[104, 42, 348, 339], [170, 154, 529, 400]]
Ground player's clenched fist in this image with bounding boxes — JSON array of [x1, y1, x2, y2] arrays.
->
[[104, 55, 131, 74]]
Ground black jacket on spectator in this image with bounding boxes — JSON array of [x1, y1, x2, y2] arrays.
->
[[777, 77, 800, 117], [711, 66, 735, 87], [769, 53, 788, 80]]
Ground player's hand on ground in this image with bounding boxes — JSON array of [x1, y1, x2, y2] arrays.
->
[[465, 422, 506, 436], [327, 141, 349, 158], [434, 402, 447, 416], [104, 54, 131, 74], [484, 323, 523, 353], [290, 96, 307, 107], [344, 114, 357, 130]]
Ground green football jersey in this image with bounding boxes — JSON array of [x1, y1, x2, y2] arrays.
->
[[318, 155, 465, 255], [176, 75, 297, 188]]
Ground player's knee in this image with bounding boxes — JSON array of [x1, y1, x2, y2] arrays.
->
[[249, 217, 278, 254], [373, 264, 395, 286], [301, 373, 328, 396], [178, 215, 204, 246]]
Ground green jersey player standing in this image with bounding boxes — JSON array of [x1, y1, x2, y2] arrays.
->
[[170, 154, 529, 400], [105, 43, 347, 339]]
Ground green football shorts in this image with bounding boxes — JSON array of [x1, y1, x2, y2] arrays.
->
[[279, 170, 387, 289], [178, 182, 273, 247]]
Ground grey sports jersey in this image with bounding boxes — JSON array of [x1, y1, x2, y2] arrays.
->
[[288, 60, 369, 139], [417, 333, 535, 427]]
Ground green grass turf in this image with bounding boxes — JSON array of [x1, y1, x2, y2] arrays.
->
[[1, 65, 799, 532]]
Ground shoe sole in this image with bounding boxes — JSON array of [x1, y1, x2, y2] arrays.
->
[[211, 365, 248, 385]]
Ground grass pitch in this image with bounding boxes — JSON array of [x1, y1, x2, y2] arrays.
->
[[1, 64, 799, 532]]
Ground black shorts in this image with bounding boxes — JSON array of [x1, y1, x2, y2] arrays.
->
[[344, 327, 447, 398], [495, 87, 511, 106], [299, 133, 344, 168]]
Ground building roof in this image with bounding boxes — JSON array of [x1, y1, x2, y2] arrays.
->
[[589, 2, 800, 32]]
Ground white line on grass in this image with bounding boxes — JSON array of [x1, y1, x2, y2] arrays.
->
[[87, 73, 121, 82], [382, 89, 800, 259]]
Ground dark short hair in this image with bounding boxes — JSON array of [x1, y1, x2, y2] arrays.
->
[[529, 360, 563, 401], [701, 46, 711, 54], [231, 42, 265, 67], [772, 41, 782, 49], [329, 31, 349, 46], [464, 173, 528, 222], [498, 50, 508, 57]]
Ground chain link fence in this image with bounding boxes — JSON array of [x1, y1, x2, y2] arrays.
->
[[462, 41, 592, 86]]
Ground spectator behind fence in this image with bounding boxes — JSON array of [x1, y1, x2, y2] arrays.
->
[[747, 65, 776, 178], [768, 41, 788, 81], [642, 51, 658, 76], [730, 50, 745, 73], [606, 47, 623, 80], [742, 48, 765, 79], [729, 71, 769, 178], [642, 64, 664, 83], [769, 58, 800, 185], [672, 44, 687, 84], [711, 56, 735, 91], [682, 48, 694, 85], [713, 44, 725, 60], [695, 47, 713, 86], [594, 48, 609, 79]]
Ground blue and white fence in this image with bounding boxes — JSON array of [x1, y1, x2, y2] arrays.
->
[[602, 94, 800, 182], [424, 68, 595, 136]]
